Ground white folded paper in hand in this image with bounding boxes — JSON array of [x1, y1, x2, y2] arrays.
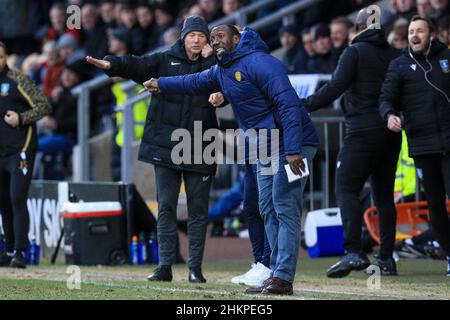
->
[[284, 158, 309, 183]]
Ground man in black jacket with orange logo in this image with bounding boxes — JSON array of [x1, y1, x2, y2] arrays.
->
[[0, 41, 52, 268], [302, 8, 402, 277]]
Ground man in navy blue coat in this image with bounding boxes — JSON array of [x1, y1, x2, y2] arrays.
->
[[142, 25, 319, 295]]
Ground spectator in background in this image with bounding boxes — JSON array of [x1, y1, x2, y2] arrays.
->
[[429, 0, 449, 22], [39, 60, 88, 161], [308, 24, 334, 73], [57, 34, 86, 65], [188, 4, 206, 18], [199, 0, 224, 22], [417, 0, 432, 17], [154, 3, 176, 46], [387, 18, 409, 49], [163, 27, 181, 46], [136, 2, 161, 52], [21, 41, 57, 87], [437, 15, 450, 45], [279, 24, 308, 74], [81, 4, 109, 60], [102, 27, 148, 182], [387, 25, 409, 49], [0, 0, 36, 55], [42, 42, 65, 98], [100, 0, 118, 30], [108, 28, 130, 57], [47, 3, 80, 43], [302, 28, 316, 60], [118, 4, 146, 55], [330, 17, 352, 67], [223, 0, 242, 16], [385, 0, 417, 31]]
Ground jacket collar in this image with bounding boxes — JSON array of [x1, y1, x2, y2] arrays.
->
[[403, 39, 448, 60]]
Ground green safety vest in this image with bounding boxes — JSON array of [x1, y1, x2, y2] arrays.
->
[[111, 82, 149, 147], [394, 131, 416, 197]]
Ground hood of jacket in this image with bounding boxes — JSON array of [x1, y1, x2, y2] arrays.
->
[[351, 28, 389, 47], [217, 27, 269, 67]]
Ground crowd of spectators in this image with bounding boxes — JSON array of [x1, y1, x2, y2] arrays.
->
[[279, 0, 450, 75], [2, 0, 449, 179]]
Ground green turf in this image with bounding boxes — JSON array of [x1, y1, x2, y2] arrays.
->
[[0, 258, 448, 300]]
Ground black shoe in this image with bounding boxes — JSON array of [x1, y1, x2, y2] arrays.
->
[[188, 269, 207, 283], [365, 255, 398, 276], [147, 265, 172, 282], [245, 277, 273, 295], [10, 251, 26, 269], [394, 240, 427, 259], [210, 221, 224, 237], [0, 251, 13, 267], [326, 253, 370, 278]]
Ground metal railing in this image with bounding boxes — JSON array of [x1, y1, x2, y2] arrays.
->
[[71, 0, 323, 181], [307, 116, 345, 211]]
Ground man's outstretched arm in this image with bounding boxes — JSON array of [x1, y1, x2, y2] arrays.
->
[[141, 66, 221, 96], [86, 53, 162, 84], [301, 46, 357, 112]]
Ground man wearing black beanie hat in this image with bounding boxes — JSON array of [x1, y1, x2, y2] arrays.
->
[[181, 15, 210, 42], [86, 16, 223, 284]]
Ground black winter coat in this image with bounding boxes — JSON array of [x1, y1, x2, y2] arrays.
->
[[380, 40, 450, 157], [104, 40, 219, 174], [303, 28, 400, 133]]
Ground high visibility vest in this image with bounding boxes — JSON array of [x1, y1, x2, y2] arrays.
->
[[394, 131, 416, 197], [111, 82, 149, 147]]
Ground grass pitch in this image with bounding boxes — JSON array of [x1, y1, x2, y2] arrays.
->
[[0, 257, 448, 300]]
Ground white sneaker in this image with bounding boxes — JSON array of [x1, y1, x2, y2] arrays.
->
[[231, 263, 257, 284], [239, 262, 272, 287]]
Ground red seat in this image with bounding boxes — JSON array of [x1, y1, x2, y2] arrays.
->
[[363, 200, 450, 244]]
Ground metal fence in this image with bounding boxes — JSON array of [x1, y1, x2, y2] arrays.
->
[[71, 0, 324, 181]]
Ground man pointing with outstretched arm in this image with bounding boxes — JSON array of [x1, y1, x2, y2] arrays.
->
[[142, 25, 319, 295]]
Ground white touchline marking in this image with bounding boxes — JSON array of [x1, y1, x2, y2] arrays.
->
[[2, 268, 446, 300]]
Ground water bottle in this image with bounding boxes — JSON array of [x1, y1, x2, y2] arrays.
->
[[29, 237, 40, 265], [138, 233, 147, 265], [223, 217, 231, 237], [26, 238, 36, 265], [149, 232, 158, 265], [147, 234, 154, 264], [130, 235, 139, 265], [0, 233, 5, 252]]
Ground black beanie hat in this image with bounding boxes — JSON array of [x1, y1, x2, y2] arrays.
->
[[180, 15, 209, 42], [65, 59, 90, 82], [111, 27, 131, 49], [279, 24, 300, 38]]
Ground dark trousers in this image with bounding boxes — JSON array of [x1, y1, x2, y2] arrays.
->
[[0, 151, 35, 252], [413, 153, 450, 256], [335, 128, 401, 259], [154, 165, 212, 270], [243, 163, 271, 268]]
